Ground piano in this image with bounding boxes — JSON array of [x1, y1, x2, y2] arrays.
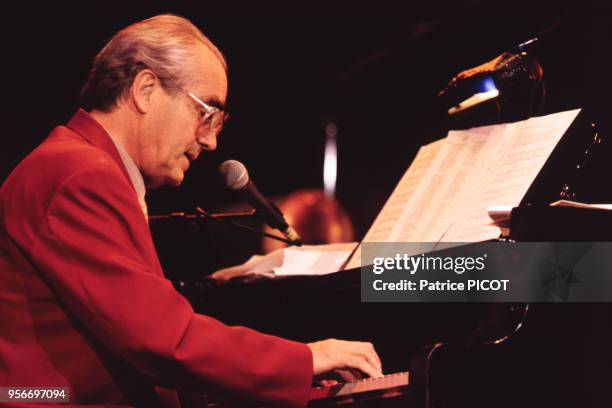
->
[[178, 206, 611, 407], [162, 111, 612, 407]]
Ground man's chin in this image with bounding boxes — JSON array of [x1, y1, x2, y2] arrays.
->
[[167, 171, 185, 187], [145, 171, 184, 189]]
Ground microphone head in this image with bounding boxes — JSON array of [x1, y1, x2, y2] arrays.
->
[[219, 160, 250, 191]]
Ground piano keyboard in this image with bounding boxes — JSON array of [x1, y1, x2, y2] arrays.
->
[[309, 371, 409, 402]]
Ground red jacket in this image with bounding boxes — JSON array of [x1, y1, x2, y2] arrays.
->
[[0, 109, 312, 407]]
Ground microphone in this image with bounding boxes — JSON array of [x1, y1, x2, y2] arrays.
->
[[219, 160, 301, 244]]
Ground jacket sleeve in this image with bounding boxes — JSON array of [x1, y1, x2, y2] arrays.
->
[[29, 163, 313, 408]]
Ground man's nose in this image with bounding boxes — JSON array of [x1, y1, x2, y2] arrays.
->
[[197, 132, 217, 151]]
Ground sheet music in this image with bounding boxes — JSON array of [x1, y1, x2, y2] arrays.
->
[[389, 124, 507, 243], [345, 109, 581, 270], [550, 200, 612, 211], [365, 140, 444, 242], [345, 140, 443, 269], [213, 243, 358, 279], [446, 109, 580, 242], [274, 243, 357, 276]]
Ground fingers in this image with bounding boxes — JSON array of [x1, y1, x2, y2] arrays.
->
[[342, 341, 382, 377], [308, 339, 383, 380], [357, 341, 382, 375], [347, 354, 381, 379]]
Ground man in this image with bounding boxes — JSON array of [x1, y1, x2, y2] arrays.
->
[[0, 15, 381, 407]]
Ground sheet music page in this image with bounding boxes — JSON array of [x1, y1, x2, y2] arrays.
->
[[345, 139, 444, 269], [274, 242, 357, 276], [447, 109, 581, 242], [212, 243, 358, 279], [365, 139, 445, 242], [550, 200, 612, 211], [345, 108, 580, 270], [389, 124, 507, 243]]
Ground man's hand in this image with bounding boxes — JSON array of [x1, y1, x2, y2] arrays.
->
[[307, 339, 383, 380]]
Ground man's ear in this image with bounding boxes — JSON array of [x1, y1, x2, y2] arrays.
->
[[131, 69, 159, 114]]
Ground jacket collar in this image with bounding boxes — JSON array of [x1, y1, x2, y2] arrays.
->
[[66, 108, 133, 187]]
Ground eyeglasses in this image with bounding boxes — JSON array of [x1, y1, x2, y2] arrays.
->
[[185, 91, 229, 140]]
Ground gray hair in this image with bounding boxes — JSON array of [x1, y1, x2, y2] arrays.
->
[[80, 14, 226, 112]]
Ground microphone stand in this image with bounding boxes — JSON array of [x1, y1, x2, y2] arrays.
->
[[148, 208, 302, 246]]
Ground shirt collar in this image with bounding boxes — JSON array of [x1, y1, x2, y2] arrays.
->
[[107, 135, 148, 219]]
